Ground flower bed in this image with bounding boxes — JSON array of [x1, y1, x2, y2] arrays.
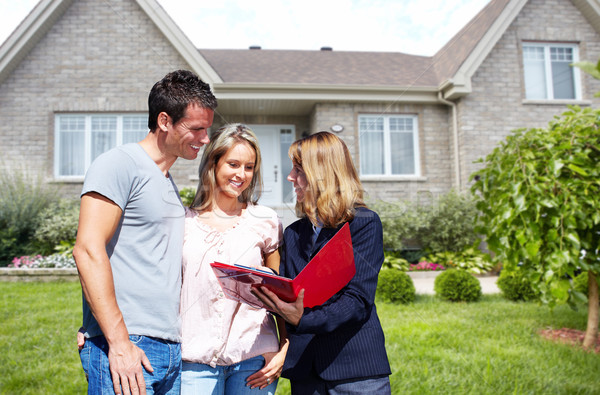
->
[[1, 254, 78, 282]]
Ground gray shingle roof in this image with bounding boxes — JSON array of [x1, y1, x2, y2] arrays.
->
[[199, 0, 510, 88]]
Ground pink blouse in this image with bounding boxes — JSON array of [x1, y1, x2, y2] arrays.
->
[[180, 205, 283, 367]]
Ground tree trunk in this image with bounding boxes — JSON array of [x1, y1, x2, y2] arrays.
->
[[583, 271, 599, 349]]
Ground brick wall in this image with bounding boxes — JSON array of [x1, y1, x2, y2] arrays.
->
[[311, 102, 454, 204], [458, 0, 600, 188], [0, 0, 191, 198]]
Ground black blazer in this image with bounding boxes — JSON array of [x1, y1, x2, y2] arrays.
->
[[280, 207, 391, 381]]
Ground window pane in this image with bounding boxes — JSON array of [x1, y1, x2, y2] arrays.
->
[[59, 116, 85, 176], [359, 117, 384, 175], [551, 47, 575, 99], [91, 116, 116, 162], [390, 117, 415, 175], [280, 129, 294, 202], [123, 115, 148, 144], [523, 46, 547, 99]]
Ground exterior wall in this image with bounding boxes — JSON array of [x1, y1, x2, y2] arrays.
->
[[311, 102, 454, 204], [0, 0, 191, 198], [458, 0, 600, 188]]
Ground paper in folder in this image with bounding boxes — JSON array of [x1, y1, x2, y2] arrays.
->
[[210, 222, 355, 309]]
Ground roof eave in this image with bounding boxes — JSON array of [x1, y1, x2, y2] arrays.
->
[[135, 0, 222, 84], [213, 83, 441, 103], [0, 0, 75, 86]]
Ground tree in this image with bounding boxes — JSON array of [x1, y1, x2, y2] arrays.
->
[[471, 103, 600, 348]]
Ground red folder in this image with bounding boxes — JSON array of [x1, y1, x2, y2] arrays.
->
[[210, 222, 355, 309]]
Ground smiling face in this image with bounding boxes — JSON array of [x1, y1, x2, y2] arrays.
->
[[215, 141, 256, 201], [163, 103, 214, 161], [287, 163, 308, 202]]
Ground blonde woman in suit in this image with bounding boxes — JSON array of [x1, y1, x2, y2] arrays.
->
[[254, 131, 391, 394]]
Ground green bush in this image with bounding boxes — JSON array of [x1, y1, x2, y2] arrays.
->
[[0, 169, 58, 266], [425, 245, 495, 274], [573, 271, 600, 299], [179, 187, 196, 207], [377, 269, 415, 304], [497, 268, 539, 302], [372, 190, 478, 254], [372, 201, 426, 251], [383, 251, 411, 271], [33, 199, 79, 256], [434, 269, 482, 302], [417, 190, 478, 253]]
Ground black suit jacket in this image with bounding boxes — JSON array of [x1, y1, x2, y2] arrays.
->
[[280, 207, 391, 381]]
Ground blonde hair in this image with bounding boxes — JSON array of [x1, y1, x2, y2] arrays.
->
[[192, 124, 262, 211], [289, 131, 365, 227]]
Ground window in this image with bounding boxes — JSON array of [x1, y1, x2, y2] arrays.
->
[[523, 43, 580, 100], [359, 115, 420, 176], [54, 114, 147, 178]]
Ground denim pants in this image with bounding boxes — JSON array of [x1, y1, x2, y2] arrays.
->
[[79, 335, 181, 395], [290, 374, 391, 395], [181, 355, 278, 395]]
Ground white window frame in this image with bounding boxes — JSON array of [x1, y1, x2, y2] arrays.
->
[[358, 114, 421, 178], [522, 42, 581, 101], [54, 113, 147, 180]]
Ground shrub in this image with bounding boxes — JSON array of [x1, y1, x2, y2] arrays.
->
[[179, 187, 196, 207], [417, 190, 479, 253], [372, 201, 426, 251], [434, 269, 482, 302], [33, 199, 79, 256], [383, 251, 411, 271], [377, 269, 416, 304], [372, 190, 479, 254], [426, 245, 495, 274], [497, 269, 539, 302], [0, 169, 58, 266]]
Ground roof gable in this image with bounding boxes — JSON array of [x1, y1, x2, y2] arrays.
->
[[0, 0, 222, 87]]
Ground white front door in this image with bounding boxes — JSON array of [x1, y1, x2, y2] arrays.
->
[[251, 125, 294, 206]]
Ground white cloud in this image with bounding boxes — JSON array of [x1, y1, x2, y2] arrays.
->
[[0, 0, 491, 56]]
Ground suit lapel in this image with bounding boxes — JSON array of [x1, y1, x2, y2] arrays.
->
[[310, 224, 343, 259]]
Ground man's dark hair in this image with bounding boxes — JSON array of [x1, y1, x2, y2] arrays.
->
[[147, 70, 218, 131]]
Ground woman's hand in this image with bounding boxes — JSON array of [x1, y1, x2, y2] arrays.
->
[[252, 287, 305, 326], [245, 345, 287, 389], [77, 327, 86, 350]]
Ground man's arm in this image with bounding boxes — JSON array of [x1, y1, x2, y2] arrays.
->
[[73, 192, 152, 395]]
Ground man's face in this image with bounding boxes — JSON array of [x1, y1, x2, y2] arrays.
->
[[165, 103, 214, 160]]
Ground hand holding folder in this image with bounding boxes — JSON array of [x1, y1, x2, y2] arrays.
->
[[210, 223, 355, 309]]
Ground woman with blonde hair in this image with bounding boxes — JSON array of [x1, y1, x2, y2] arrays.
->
[[254, 131, 391, 394], [180, 123, 288, 394]]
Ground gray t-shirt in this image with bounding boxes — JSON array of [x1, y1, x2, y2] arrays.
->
[[80, 143, 184, 342]]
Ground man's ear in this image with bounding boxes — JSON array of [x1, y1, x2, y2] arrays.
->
[[157, 112, 170, 132]]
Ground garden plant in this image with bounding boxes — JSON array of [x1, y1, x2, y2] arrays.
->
[[471, 61, 600, 349]]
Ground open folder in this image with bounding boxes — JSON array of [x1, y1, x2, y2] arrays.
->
[[210, 222, 355, 309]]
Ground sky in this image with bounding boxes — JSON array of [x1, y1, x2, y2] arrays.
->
[[0, 0, 491, 56]]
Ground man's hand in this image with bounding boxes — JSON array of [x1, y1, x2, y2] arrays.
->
[[108, 341, 153, 395], [252, 287, 305, 326]]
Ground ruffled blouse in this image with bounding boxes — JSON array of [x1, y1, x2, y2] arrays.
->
[[180, 205, 283, 367]]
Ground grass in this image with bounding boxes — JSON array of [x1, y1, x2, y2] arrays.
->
[[1, 283, 599, 394]]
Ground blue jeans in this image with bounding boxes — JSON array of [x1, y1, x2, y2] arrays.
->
[[290, 374, 391, 395], [79, 335, 181, 395], [181, 355, 277, 395]]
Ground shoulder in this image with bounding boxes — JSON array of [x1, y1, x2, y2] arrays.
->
[[247, 204, 278, 221], [351, 207, 380, 225]]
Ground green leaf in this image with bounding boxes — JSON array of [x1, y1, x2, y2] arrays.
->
[[567, 164, 589, 176]]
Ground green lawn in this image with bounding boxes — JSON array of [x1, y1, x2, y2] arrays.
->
[[1, 282, 599, 394]]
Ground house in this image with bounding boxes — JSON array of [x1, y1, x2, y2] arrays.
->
[[1, 0, 599, 226]]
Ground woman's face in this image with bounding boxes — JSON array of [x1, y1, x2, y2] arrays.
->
[[287, 163, 308, 202], [215, 141, 256, 200]]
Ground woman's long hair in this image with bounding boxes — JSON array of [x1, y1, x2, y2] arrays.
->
[[191, 123, 262, 211], [289, 131, 365, 228]]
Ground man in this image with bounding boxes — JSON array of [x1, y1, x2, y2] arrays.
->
[[74, 70, 217, 395]]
